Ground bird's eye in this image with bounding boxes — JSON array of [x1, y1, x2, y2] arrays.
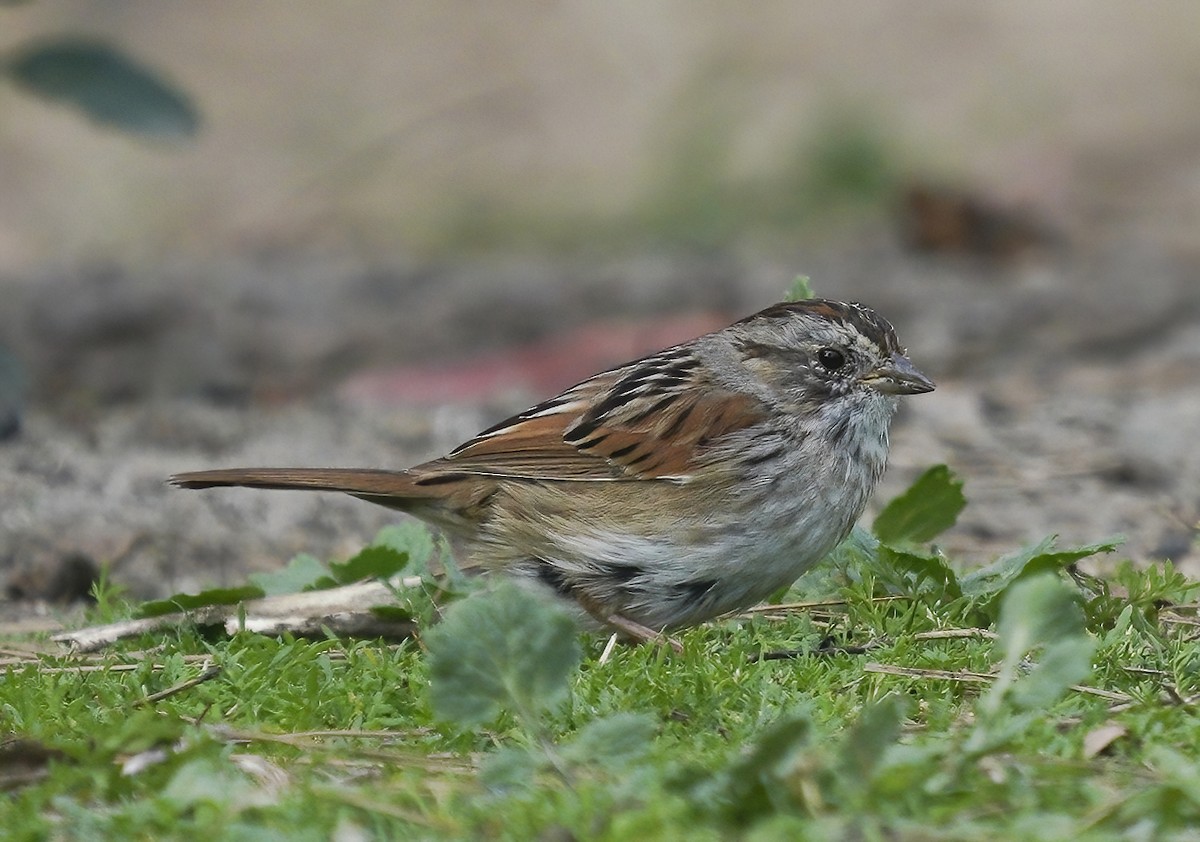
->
[[816, 347, 846, 371]]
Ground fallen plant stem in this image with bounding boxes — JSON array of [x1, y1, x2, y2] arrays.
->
[[51, 579, 422, 652], [1160, 612, 1200, 627], [0, 652, 237, 674], [200, 724, 478, 774], [863, 662, 1136, 704], [912, 628, 998, 641], [137, 662, 222, 705], [863, 662, 994, 683], [739, 595, 903, 615]]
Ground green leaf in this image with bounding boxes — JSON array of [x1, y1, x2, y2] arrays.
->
[[691, 710, 813, 822], [1008, 636, 1096, 711], [368, 604, 415, 623], [786, 275, 816, 301], [875, 546, 961, 599], [1114, 558, 1200, 608], [872, 465, 965, 545], [372, 523, 435, 570], [161, 755, 275, 811], [995, 573, 1086, 668], [837, 693, 908, 783], [1147, 746, 1200, 804], [136, 585, 264, 618], [479, 746, 542, 791], [826, 526, 879, 569], [560, 713, 657, 768], [1098, 604, 1135, 648], [6, 39, 199, 139], [425, 581, 581, 727], [249, 554, 329, 596], [960, 537, 1121, 601], [979, 573, 1095, 717], [325, 545, 409, 586], [93, 707, 188, 757]]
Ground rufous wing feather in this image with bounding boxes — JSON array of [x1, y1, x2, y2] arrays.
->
[[437, 346, 767, 481]]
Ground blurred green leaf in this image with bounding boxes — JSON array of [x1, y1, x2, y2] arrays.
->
[[1146, 746, 1200, 805], [979, 573, 1095, 717], [1008, 636, 1096, 712], [324, 545, 409, 587], [690, 710, 813, 823], [560, 713, 657, 768], [368, 604, 415, 623], [161, 755, 276, 812], [826, 525, 878, 568], [995, 573, 1087, 669], [873, 465, 965, 545], [837, 692, 907, 783], [371, 523, 435, 569], [91, 707, 188, 758], [6, 40, 198, 139], [800, 117, 897, 208], [786, 275, 816, 301], [479, 746, 542, 792], [426, 581, 581, 727], [480, 709, 655, 791], [137, 585, 264, 618], [249, 553, 328, 596]]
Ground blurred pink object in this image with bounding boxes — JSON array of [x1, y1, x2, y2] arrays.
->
[[339, 313, 729, 406]]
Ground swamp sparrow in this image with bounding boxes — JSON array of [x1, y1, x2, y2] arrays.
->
[[172, 299, 933, 636]]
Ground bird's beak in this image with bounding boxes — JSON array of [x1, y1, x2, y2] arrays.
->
[[860, 353, 936, 395]]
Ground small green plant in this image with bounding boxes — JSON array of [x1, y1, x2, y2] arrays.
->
[[679, 572, 1099, 836], [785, 274, 816, 301], [426, 581, 656, 790], [136, 523, 437, 619], [87, 563, 130, 623], [974, 572, 1096, 723]]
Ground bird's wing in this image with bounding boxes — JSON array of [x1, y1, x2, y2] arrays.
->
[[420, 346, 766, 482]]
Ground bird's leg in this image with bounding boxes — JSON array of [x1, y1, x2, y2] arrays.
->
[[570, 589, 683, 653], [600, 611, 684, 654]]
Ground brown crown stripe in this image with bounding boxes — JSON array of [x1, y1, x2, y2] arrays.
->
[[742, 299, 899, 357]]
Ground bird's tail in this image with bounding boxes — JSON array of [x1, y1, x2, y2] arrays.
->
[[169, 468, 427, 510]]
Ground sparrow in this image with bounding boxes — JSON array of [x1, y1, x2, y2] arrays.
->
[[172, 298, 934, 638]]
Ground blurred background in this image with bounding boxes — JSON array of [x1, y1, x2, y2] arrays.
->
[[2, 2, 1198, 612]]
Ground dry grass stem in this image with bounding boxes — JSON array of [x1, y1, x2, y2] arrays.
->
[[739, 596, 903, 615], [912, 628, 998, 641], [138, 663, 222, 705], [862, 663, 994, 683]]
